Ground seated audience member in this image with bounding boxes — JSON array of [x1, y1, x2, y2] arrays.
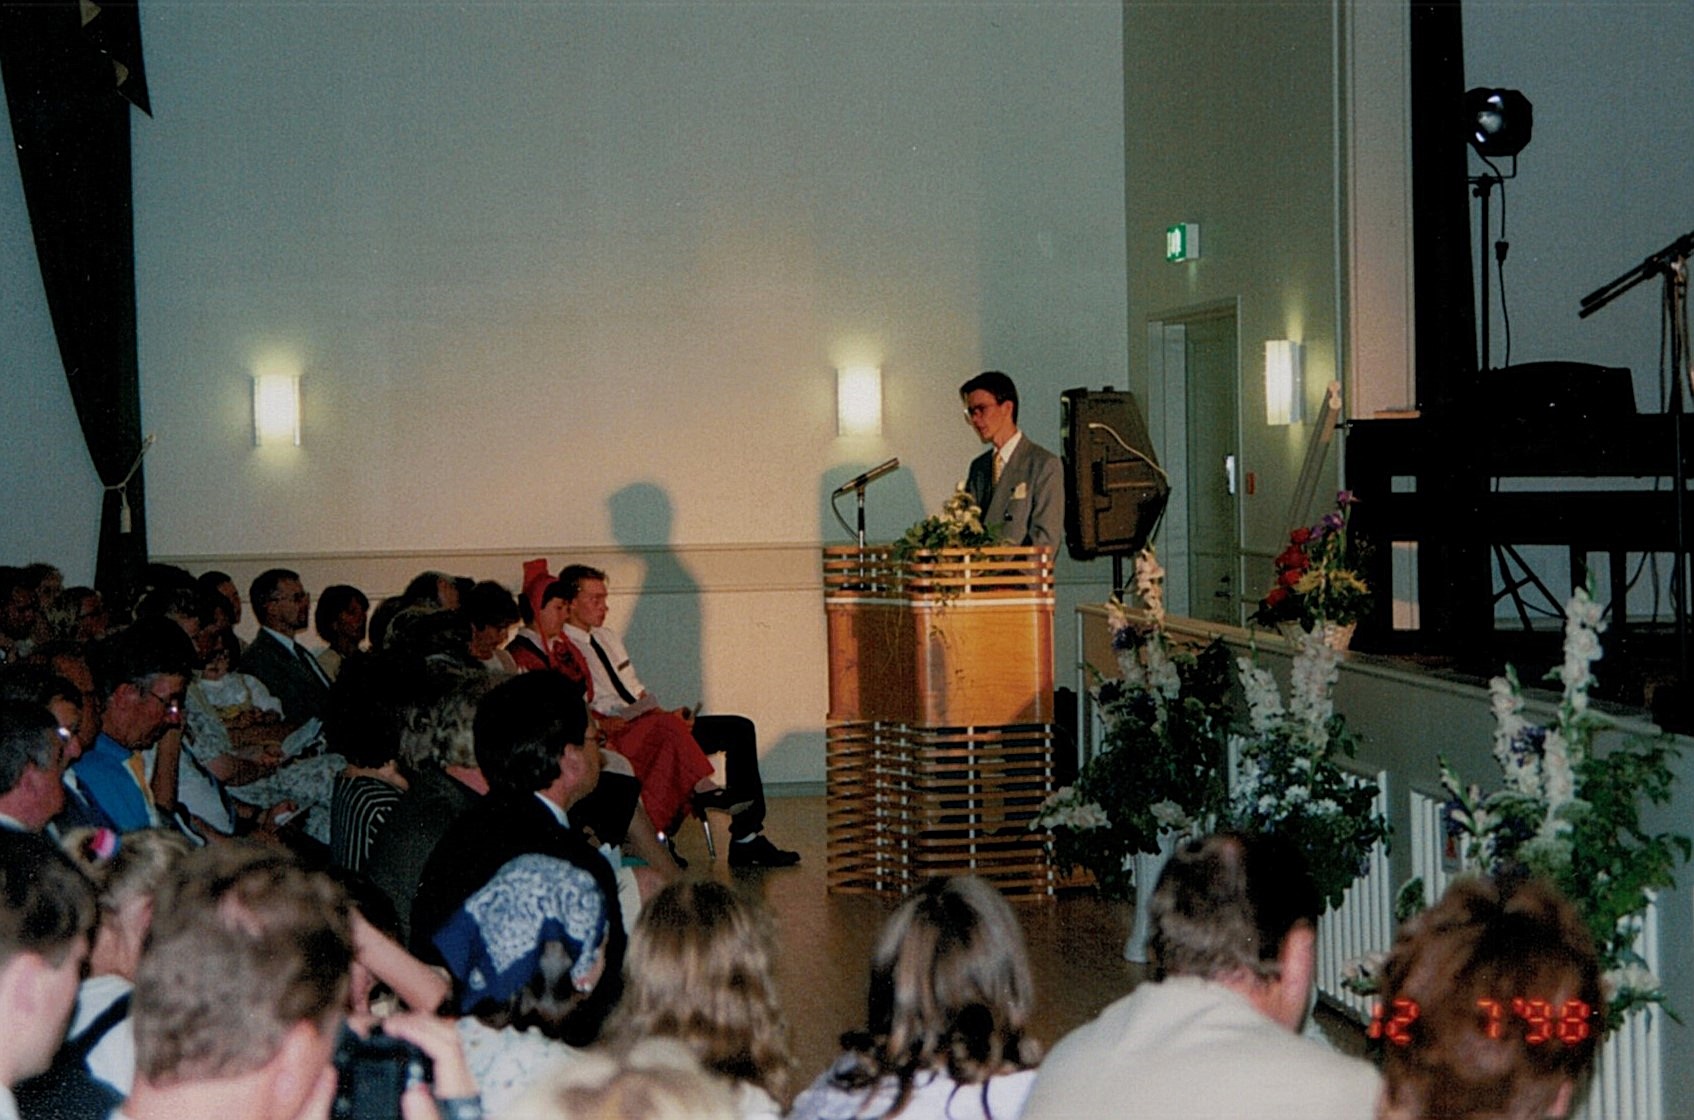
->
[[0, 566, 40, 665], [401, 570, 464, 613], [505, 1037, 738, 1120], [194, 570, 242, 631], [365, 666, 493, 944], [241, 568, 333, 722], [22, 563, 64, 648], [313, 584, 370, 681], [0, 831, 97, 1120], [56, 828, 194, 1097], [434, 853, 609, 1114], [72, 621, 195, 833], [466, 580, 522, 676], [196, 627, 284, 724], [30, 645, 114, 833], [0, 696, 71, 833], [790, 876, 1040, 1120], [118, 841, 475, 1120], [552, 562, 798, 868], [1021, 832, 1381, 1120], [43, 586, 108, 645], [411, 672, 626, 1043], [1375, 876, 1601, 1120], [326, 656, 409, 873], [613, 880, 790, 1119], [150, 597, 336, 846]]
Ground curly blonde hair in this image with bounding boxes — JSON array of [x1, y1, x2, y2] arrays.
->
[[613, 879, 791, 1098]]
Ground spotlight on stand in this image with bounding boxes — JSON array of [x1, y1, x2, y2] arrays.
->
[[1464, 87, 1533, 159], [1464, 87, 1532, 374]]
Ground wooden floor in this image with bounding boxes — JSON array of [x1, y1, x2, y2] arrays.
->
[[669, 793, 1143, 1104]]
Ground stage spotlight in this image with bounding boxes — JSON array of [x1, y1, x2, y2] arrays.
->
[[1464, 87, 1533, 158]]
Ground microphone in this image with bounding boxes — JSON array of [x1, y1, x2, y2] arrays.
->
[[833, 458, 900, 496]]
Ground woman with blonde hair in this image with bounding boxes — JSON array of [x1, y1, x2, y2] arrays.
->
[[790, 875, 1042, 1120], [60, 828, 195, 1095], [506, 1037, 738, 1120], [611, 878, 791, 1118]]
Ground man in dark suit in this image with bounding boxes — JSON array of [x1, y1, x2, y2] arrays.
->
[[240, 568, 332, 722], [409, 671, 625, 1045], [961, 370, 1064, 549]]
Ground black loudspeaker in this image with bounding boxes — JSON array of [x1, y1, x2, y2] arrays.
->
[[1061, 388, 1170, 562]]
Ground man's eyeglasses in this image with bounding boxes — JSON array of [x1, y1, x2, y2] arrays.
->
[[142, 689, 184, 718]]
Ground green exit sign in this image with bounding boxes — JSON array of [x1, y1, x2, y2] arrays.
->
[[1165, 222, 1201, 262]]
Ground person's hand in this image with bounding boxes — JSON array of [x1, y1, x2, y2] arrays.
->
[[257, 799, 300, 836], [380, 1010, 479, 1117]]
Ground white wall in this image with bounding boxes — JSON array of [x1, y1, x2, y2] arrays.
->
[[3, 2, 1127, 783]]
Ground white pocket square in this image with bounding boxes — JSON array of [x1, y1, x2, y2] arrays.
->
[[1012, 482, 1029, 500]]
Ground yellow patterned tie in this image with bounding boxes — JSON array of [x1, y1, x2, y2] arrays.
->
[[992, 453, 1003, 486]]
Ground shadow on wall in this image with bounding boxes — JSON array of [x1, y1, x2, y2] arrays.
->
[[817, 462, 926, 549], [609, 482, 703, 706]]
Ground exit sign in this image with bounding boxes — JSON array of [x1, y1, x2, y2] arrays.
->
[[1166, 222, 1201, 262]]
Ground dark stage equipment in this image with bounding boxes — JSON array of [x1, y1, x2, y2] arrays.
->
[[1060, 388, 1170, 576]]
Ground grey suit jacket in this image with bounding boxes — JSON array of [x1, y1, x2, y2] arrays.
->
[[966, 433, 1064, 548], [240, 629, 330, 722]]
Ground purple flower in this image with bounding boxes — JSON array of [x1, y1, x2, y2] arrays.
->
[[1336, 490, 1359, 507], [1319, 512, 1344, 534]]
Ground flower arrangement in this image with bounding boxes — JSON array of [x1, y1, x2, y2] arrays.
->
[[1034, 548, 1233, 899], [1227, 629, 1390, 910], [890, 483, 998, 563], [1428, 585, 1689, 1026], [1250, 490, 1371, 632]]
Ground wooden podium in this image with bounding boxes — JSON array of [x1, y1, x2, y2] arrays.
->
[[822, 545, 1056, 898]]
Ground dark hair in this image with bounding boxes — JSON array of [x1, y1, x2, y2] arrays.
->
[[314, 584, 370, 644], [323, 654, 407, 769], [0, 830, 96, 968], [0, 698, 59, 794], [958, 370, 1020, 424], [134, 586, 225, 629], [249, 568, 301, 620], [556, 565, 608, 604], [88, 618, 196, 699], [0, 664, 79, 709], [465, 581, 521, 630], [1148, 831, 1322, 982], [401, 571, 455, 608], [195, 570, 233, 594], [474, 672, 590, 793]]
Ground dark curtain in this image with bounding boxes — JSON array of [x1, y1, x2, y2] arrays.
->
[[1, 0, 151, 612]]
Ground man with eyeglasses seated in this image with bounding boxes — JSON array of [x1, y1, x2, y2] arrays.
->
[[0, 697, 71, 833], [959, 370, 1064, 550], [70, 620, 196, 833], [241, 568, 333, 722]]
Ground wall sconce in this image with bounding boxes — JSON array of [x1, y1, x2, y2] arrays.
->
[[1264, 340, 1304, 426], [253, 372, 301, 447], [837, 365, 882, 437]]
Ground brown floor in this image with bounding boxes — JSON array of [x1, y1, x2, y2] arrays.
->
[[669, 794, 1144, 1105]]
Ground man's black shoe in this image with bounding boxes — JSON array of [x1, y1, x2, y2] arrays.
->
[[728, 833, 801, 868]]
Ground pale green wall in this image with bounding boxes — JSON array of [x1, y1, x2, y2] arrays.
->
[[1124, 0, 1346, 617]]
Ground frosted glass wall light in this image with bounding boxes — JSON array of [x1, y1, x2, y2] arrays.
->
[[253, 372, 301, 446], [1264, 340, 1303, 426], [837, 365, 882, 437]]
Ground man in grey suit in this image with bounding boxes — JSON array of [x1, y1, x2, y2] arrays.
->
[[240, 569, 332, 722], [960, 370, 1064, 549]]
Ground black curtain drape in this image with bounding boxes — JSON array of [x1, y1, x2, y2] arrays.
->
[[1, 0, 150, 613]]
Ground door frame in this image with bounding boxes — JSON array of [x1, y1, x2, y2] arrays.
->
[[1146, 298, 1243, 622]]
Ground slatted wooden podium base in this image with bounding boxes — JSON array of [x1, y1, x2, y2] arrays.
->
[[823, 547, 1056, 899]]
